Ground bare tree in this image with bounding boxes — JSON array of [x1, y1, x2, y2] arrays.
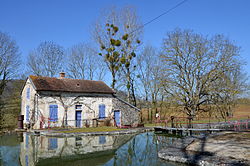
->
[[93, 7, 121, 89], [161, 29, 245, 118], [210, 66, 248, 120], [67, 43, 107, 81], [0, 31, 20, 128], [0, 31, 20, 96], [27, 41, 65, 77], [67, 43, 87, 79], [93, 6, 142, 99], [86, 50, 107, 81], [119, 6, 142, 105], [137, 45, 162, 122]]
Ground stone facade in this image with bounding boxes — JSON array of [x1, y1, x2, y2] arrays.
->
[[113, 98, 140, 126], [21, 77, 140, 129]]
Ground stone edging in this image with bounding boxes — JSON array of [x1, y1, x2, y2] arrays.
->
[[158, 147, 249, 166], [36, 127, 154, 137], [158, 132, 250, 166]]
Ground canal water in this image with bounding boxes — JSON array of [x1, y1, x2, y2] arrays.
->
[[0, 132, 185, 166]]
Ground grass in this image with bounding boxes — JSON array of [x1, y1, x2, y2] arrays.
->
[[55, 126, 127, 133], [144, 123, 166, 127], [143, 115, 250, 128], [141, 104, 250, 128]]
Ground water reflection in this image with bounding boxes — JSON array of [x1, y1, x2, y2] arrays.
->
[[0, 132, 184, 166], [0, 134, 21, 166], [104, 133, 181, 166], [20, 133, 134, 166]]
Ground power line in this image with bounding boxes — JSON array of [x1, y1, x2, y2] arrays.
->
[[129, 0, 188, 35]]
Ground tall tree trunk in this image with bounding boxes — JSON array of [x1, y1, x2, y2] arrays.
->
[[130, 81, 137, 106], [126, 69, 131, 103], [111, 70, 116, 89]]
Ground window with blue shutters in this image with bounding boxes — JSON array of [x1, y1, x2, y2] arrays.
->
[[26, 87, 30, 99], [48, 138, 58, 150], [99, 136, 106, 144], [26, 105, 29, 122], [99, 104, 105, 119], [25, 155, 29, 166], [49, 105, 58, 122], [25, 133, 29, 148]]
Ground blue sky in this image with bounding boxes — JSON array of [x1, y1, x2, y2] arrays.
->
[[0, 0, 250, 76]]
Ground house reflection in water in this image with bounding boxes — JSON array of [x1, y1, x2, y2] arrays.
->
[[20, 133, 134, 166]]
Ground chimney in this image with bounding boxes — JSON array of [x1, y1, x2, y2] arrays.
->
[[59, 72, 66, 78]]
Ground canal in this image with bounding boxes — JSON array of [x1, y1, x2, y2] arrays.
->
[[0, 132, 185, 166]]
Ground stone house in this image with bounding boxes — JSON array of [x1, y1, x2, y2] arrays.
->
[[20, 73, 140, 129]]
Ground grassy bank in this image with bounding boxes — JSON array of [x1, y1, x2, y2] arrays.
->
[[141, 104, 250, 123]]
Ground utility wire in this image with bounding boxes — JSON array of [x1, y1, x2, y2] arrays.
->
[[129, 0, 188, 35]]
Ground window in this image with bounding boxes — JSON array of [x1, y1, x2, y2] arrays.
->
[[49, 105, 58, 122], [26, 87, 30, 99], [75, 137, 82, 146], [25, 133, 29, 148], [99, 104, 105, 119], [99, 136, 106, 144], [25, 155, 29, 166], [26, 105, 30, 122], [48, 138, 58, 150], [75, 105, 82, 110]]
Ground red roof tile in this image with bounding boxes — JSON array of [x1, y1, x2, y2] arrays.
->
[[29, 75, 115, 94]]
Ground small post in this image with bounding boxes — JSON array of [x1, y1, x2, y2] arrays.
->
[[165, 120, 168, 127], [17, 115, 24, 129], [171, 116, 175, 128], [177, 130, 182, 136]]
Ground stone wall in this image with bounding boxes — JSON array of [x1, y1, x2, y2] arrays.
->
[[112, 98, 140, 126]]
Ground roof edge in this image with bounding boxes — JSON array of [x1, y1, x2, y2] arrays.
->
[[20, 76, 37, 95], [114, 96, 140, 111], [29, 75, 115, 94]]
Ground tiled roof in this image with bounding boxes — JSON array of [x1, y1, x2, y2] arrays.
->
[[29, 75, 115, 94]]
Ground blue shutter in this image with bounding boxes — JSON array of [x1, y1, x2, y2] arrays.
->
[[99, 104, 105, 119], [49, 138, 58, 150], [25, 133, 29, 148], [49, 105, 53, 121], [114, 111, 121, 126], [54, 105, 58, 121], [25, 155, 29, 166], [99, 105, 102, 119], [49, 105, 58, 122], [26, 105, 29, 122], [99, 136, 106, 144], [103, 105, 105, 118], [26, 88, 30, 99]]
